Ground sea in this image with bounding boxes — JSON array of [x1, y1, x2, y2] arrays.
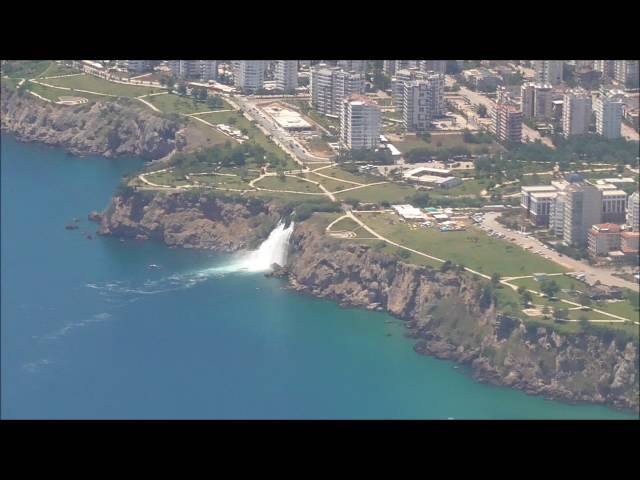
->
[[1, 134, 635, 419]]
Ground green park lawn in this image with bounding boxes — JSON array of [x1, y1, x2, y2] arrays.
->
[[351, 239, 443, 268], [2, 60, 53, 78], [319, 166, 384, 185], [196, 111, 298, 170], [298, 173, 352, 192], [255, 176, 325, 194], [191, 174, 253, 190], [185, 119, 233, 148], [355, 212, 566, 277], [25, 81, 105, 103], [39, 62, 80, 78], [146, 93, 231, 115], [335, 182, 416, 204], [42, 74, 163, 97]]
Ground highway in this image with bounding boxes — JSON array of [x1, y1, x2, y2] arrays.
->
[[234, 96, 335, 167]]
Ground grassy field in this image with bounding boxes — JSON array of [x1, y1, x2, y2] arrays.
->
[[184, 119, 232, 149], [353, 239, 443, 268], [335, 182, 416, 204], [255, 176, 325, 194], [430, 178, 489, 197], [26, 82, 106, 103], [39, 63, 80, 78], [147, 93, 231, 115], [298, 173, 352, 192], [508, 275, 587, 293], [144, 171, 190, 187], [396, 133, 503, 155], [319, 166, 384, 185], [355, 212, 566, 277], [42, 74, 163, 97], [2, 60, 53, 78], [192, 174, 253, 190], [196, 111, 297, 170]]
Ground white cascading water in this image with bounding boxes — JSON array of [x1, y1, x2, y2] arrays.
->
[[230, 221, 295, 273]]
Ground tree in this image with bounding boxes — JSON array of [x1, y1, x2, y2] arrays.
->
[[476, 104, 488, 118], [176, 82, 187, 96], [554, 308, 569, 320], [517, 285, 526, 295], [491, 273, 501, 287], [521, 290, 533, 306], [540, 279, 559, 298], [440, 260, 454, 272]]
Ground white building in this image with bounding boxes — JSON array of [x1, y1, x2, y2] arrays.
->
[[274, 60, 298, 93], [402, 73, 444, 134], [169, 60, 218, 82], [533, 60, 563, 85], [614, 60, 639, 87], [235, 60, 265, 92], [340, 94, 380, 150], [594, 94, 623, 139], [627, 192, 640, 232], [562, 89, 592, 137], [594, 60, 616, 81], [310, 64, 365, 117], [601, 189, 627, 224], [563, 180, 603, 247]]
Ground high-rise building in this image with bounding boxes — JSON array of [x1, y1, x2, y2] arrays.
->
[[401, 73, 444, 134], [337, 60, 367, 75], [492, 102, 523, 143], [310, 64, 365, 117], [169, 60, 217, 81], [562, 89, 592, 137], [383, 60, 396, 76], [391, 68, 418, 110], [533, 60, 564, 85], [627, 192, 640, 232], [614, 60, 639, 87], [235, 60, 265, 92], [419, 60, 447, 74], [395, 60, 419, 72], [520, 82, 553, 121], [593, 60, 616, 81], [601, 189, 627, 223], [594, 93, 623, 139], [274, 60, 298, 93], [562, 179, 603, 247], [340, 94, 380, 150]]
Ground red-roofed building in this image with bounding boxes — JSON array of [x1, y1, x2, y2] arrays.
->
[[588, 223, 622, 256], [621, 231, 640, 255]]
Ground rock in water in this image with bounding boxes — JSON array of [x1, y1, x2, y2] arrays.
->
[[88, 211, 103, 222]]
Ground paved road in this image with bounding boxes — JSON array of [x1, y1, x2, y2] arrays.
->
[[621, 123, 639, 142], [480, 212, 639, 292]]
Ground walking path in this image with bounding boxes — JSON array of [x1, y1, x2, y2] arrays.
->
[[135, 97, 161, 113], [342, 211, 637, 325]]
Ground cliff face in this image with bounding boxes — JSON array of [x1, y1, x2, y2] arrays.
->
[[1, 86, 180, 159], [99, 190, 282, 251], [284, 222, 640, 412]]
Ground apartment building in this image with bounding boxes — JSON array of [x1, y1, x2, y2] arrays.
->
[[588, 224, 622, 256], [402, 73, 444, 134], [340, 94, 381, 150], [310, 64, 365, 117], [235, 60, 265, 92], [627, 191, 640, 231], [614, 60, 639, 87], [419, 60, 447, 74], [274, 60, 298, 93], [594, 93, 623, 139], [533, 60, 564, 85], [562, 180, 603, 247], [168, 60, 217, 81], [521, 82, 553, 121], [601, 189, 627, 223], [492, 101, 523, 143], [337, 60, 367, 75], [562, 89, 592, 137]]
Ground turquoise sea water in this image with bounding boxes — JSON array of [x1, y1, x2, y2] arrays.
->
[[1, 135, 636, 419]]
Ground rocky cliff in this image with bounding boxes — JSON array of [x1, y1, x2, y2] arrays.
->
[[282, 222, 639, 413], [1, 86, 180, 159], [99, 190, 282, 251]]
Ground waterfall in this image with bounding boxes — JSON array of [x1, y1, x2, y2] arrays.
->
[[231, 221, 294, 273]]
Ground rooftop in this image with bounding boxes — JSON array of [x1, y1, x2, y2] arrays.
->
[[591, 223, 622, 233]]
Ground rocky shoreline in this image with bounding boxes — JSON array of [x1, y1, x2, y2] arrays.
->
[[3, 92, 638, 413], [1, 85, 180, 160], [276, 222, 639, 413]]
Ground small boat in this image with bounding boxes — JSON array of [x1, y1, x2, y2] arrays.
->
[[147, 264, 161, 270], [453, 366, 459, 369], [447, 417, 455, 420], [119, 238, 126, 243], [65, 224, 79, 230]]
